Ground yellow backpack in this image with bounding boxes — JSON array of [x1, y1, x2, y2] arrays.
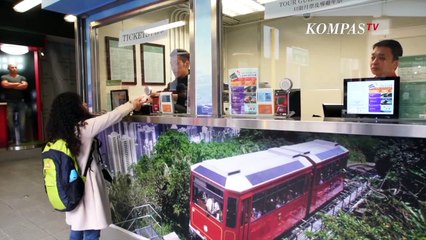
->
[[42, 139, 92, 212]]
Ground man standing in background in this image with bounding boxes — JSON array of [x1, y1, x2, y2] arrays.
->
[[1, 63, 28, 144]]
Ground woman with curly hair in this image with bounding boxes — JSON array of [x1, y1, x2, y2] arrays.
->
[[45, 92, 147, 240]]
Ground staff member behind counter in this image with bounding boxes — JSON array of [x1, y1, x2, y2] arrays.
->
[[150, 48, 190, 113], [370, 39, 403, 77]]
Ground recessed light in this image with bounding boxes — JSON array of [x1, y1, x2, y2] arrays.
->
[[64, 14, 77, 23], [0, 44, 29, 55], [13, 0, 41, 13]]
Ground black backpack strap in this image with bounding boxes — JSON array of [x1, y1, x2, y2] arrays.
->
[[83, 138, 97, 177], [83, 136, 105, 177], [88, 137, 113, 183]]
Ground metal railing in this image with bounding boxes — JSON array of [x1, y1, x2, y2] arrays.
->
[[115, 204, 164, 239]]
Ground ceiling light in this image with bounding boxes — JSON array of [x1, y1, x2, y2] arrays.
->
[[223, 0, 265, 17], [0, 44, 29, 55], [144, 21, 186, 34], [64, 14, 77, 23], [13, 0, 41, 13]]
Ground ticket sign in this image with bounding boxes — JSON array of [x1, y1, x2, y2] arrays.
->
[[119, 20, 168, 47], [265, 0, 370, 19]]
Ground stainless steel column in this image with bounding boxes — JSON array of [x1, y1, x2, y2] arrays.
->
[[190, 0, 222, 117]]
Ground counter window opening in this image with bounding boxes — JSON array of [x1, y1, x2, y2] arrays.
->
[[94, 2, 190, 115], [89, 0, 425, 124], [222, 0, 426, 120]]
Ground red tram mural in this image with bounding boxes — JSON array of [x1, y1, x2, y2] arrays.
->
[[189, 139, 349, 240]]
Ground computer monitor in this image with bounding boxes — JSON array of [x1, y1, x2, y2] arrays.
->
[[343, 77, 400, 119], [289, 89, 301, 118], [322, 103, 343, 118]]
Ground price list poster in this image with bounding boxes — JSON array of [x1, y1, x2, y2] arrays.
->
[[229, 68, 258, 115]]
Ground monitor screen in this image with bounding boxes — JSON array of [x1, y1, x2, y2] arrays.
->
[[322, 103, 343, 118], [289, 89, 301, 117], [343, 77, 400, 119]]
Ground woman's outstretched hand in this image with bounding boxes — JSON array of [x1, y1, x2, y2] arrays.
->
[[131, 96, 149, 111]]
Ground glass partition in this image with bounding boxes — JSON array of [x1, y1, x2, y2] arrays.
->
[[91, 0, 426, 122], [222, 0, 426, 120], [95, 2, 190, 113]]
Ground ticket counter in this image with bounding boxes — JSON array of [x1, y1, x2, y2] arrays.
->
[[127, 115, 426, 139], [42, 0, 426, 122], [43, 0, 426, 136]]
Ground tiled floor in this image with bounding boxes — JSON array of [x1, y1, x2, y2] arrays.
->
[[0, 148, 146, 240]]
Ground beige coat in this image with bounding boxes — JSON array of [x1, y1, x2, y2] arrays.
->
[[66, 102, 134, 230]]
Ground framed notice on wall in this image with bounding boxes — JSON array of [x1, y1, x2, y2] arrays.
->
[[141, 43, 165, 85], [110, 89, 129, 110], [105, 37, 136, 85]]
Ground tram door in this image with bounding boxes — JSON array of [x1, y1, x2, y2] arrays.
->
[[239, 197, 252, 239]]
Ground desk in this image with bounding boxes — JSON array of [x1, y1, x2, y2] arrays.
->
[[127, 115, 426, 139]]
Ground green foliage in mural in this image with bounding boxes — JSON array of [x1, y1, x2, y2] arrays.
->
[[308, 137, 426, 239], [375, 138, 426, 199], [130, 130, 265, 236], [109, 173, 148, 224], [240, 129, 387, 164], [306, 211, 403, 240]]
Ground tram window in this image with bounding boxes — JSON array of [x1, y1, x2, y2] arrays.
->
[[206, 197, 223, 221], [192, 183, 202, 202], [241, 200, 251, 225], [251, 176, 307, 220], [192, 177, 224, 222], [317, 157, 347, 184], [206, 183, 224, 197], [226, 197, 237, 228]]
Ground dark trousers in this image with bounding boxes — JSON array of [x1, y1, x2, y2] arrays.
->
[[6, 100, 27, 143]]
